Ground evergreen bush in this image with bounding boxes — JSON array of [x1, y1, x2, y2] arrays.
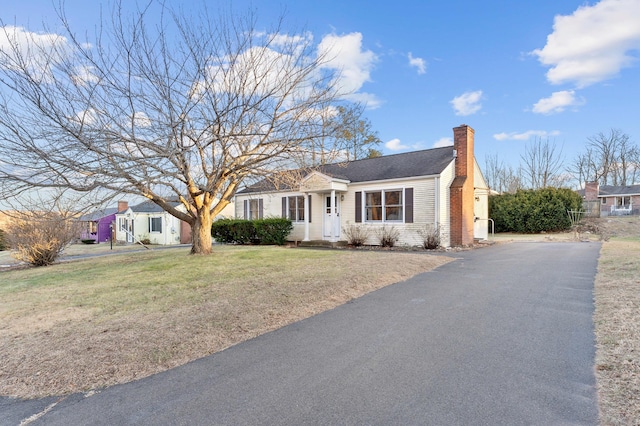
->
[[490, 187, 583, 233], [211, 218, 292, 245]]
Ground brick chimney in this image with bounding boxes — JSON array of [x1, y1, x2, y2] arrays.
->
[[449, 124, 475, 246], [117, 200, 129, 213], [584, 181, 599, 201]]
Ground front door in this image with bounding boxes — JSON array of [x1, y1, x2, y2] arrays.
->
[[323, 195, 341, 239]]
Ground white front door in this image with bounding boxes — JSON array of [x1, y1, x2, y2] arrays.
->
[[323, 195, 341, 239]]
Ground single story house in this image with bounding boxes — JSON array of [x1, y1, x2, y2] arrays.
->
[[582, 181, 640, 216], [115, 200, 191, 245], [77, 207, 118, 243], [115, 199, 235, 245], [234, 124, 490, 247]]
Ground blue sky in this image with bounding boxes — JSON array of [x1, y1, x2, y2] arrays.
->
[[3, 0, 640, 173]]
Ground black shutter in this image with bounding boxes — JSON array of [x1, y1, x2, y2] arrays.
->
[[355, 191, 362, 223], [258, 199, 264, 219], [405, 188, 414, 223], [308, 195, 312, 223], [244, 200, 248, 219], [282, 197, 287, 218]]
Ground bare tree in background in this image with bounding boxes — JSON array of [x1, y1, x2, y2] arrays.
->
[[570, 129, 639, 187], [0, 2, 341, 254], [484, 153, 523, 193], [520, 138, 565, 189]]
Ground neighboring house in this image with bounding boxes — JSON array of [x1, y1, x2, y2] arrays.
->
[[582, 182, 640, 217], [115, 200, 190, 245], [235, 124, 490, 247], [77, 207, 118, 243], [114, 199, 235, 245]]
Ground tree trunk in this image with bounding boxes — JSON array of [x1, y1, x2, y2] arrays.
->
[[190, 210, 213, 255]]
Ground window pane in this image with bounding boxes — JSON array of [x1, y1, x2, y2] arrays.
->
[[297, 196, 304, 221], [385, 206, 402, 221], [385, 190, 402, 206], [366, 191, 381, 206], [366, 206, 382, 221]]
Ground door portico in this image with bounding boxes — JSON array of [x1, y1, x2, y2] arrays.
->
[[299, 172, 349, 243]]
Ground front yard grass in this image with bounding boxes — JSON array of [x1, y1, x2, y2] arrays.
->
[[594, 238, 640, 425], [0, 245, 451, 398]]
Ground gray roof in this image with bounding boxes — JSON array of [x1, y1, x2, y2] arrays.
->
[[126, 200, 181, 213], [239, 146, 455, 194], [78, 207, 118, 221], [599, 184, 640, 196]]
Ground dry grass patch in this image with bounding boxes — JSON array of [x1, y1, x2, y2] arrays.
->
[[0, 245, 451, 399], [595, 238, 640, 425]]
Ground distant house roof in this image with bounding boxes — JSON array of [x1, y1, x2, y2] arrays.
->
[[238, 146, 455, 194], [125, 200, 181, 213], [598, 184, 640, 197], [78, 207, 118, 221]]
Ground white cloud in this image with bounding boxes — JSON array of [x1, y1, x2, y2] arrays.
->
[[433, 137, 453, 147], [531, 0, 640, 87], [450, 90, 483, 116], [0, 25, 70, 82], [532, 90, 584, 114], [318, 32, 380, 108], [385, 138, 409, 151], [493, 130, 561, 141], [408, 52, 426, 74]]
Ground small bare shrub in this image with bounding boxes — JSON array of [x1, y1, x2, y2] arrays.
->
[[417, 225, 441, 249], [342, 224, 371, 247], [376, 225, 400, 248], [6, 211, 79, 266]]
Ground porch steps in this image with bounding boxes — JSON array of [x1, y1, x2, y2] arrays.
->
[[297, 240, 348, 248]]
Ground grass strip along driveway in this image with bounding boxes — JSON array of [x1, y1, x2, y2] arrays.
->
[[594, 238, 640, 425], [0, 245, 451, 399]]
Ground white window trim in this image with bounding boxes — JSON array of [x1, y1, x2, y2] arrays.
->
[[364, 188, 405, 223], [150, 216, 163, 233], [287, 195, 305, 223]]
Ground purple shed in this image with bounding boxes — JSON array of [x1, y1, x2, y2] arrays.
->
[[77, 208, 118, 243]]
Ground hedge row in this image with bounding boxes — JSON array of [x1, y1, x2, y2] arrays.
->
[[0, 229, 6, 251], [211, 218, 293, 245], [489, 187, 583, 233]]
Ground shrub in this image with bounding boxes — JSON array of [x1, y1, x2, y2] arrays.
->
[[417, 225, 441, 249], [0, 229, 7, 251], [254, 218, 293, 245], [376, 225, 400, 247], [211, 218, 292, 245], [342, 224, 371, 247], [6, 212, 78, 266], [489, 187, 583, 233]]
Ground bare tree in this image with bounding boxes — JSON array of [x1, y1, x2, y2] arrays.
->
[[572, 129, 639, 186], [0, 2, 341, 254], [520, 138, 565, 189], [483, 153, 523, 193]]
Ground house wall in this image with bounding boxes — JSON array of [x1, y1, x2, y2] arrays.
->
[[235, 176, 443, 247], [600, 194, 640, 216], [115, 210, 183, 245], [438, 161, 455, 248], [473, 159, 490, 241]]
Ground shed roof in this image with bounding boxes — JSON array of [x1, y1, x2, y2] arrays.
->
[[77, 207, 118, 221]]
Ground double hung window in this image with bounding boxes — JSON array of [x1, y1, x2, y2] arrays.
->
[[365, 189, 403, 222]]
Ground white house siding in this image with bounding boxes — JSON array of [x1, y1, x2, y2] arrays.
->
[[473, 159, 490, 240], [438, 162, 455, 248], [116, 208, 185, 245], [235, 177, 441, 247]]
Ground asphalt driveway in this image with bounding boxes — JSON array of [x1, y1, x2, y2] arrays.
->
[[4, 241, 601, 425]]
